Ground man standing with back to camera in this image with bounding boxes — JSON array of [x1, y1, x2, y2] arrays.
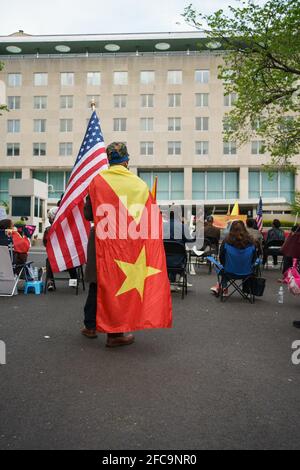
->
[[81, 142, 172, 347]]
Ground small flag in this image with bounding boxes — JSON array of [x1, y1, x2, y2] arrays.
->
[[151, 176, 158, 202], [256, 196, 263, 232], [231, 201, 239, 216], [47, 111, 108, 272]]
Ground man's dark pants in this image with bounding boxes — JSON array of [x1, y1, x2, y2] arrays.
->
[[84, 282, 97, 329]]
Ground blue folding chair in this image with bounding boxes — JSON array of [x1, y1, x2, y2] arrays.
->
[[208, 243, 261, 303]]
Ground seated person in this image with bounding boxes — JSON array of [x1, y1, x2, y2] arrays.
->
[[43, 208, 78, 291], [204, 215, 220, 253], [211, 220, 257, 295], [263, 219, 285, 266], [0, 218, 30, 266]]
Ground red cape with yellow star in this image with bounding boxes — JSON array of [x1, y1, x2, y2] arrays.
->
[[89, 165, 172, 333]]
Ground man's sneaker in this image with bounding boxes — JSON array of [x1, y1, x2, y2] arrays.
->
[[210, 284, 220, 295], [293, 321, 300, 329], [170, 285, 181, 292], [222, 288, 229, 297], [81, 327, 98, 338], [47, 281, 54, 291], [106, 333, 134, 348], [179, 276, 193, 287]]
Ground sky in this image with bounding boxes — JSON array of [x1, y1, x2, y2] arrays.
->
[[0, 0, 244, 36]]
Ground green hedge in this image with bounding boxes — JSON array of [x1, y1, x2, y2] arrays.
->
[[263, 220, 295, 228]]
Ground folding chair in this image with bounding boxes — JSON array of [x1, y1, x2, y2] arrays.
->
[[189, 237, 219, 274], [164, 240, 188, 299], [44, 263, 85, 296], [208, 244, 261, 304], [263, 239, 285, 269]]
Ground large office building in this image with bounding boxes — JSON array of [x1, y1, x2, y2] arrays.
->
[[0, 31, 298, 235]]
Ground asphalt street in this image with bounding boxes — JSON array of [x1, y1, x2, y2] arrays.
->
[[0, 250, 300, 450]]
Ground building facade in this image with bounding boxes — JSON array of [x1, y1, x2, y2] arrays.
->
[[0, 31, 298, 234]]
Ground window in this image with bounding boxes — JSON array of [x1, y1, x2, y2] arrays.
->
[[195, 141, 209, 155], [6, 143, 20, 156], [59, 142, 73, 156], [34, 119, 46, 132], [140, 71, 155, 84], [33, 96, 47, 109], [168, 117, 181, 131], [192, 171, 239, 200], [113, 118, 127, 131], [195, 93, 209, 107], [223, 141, 237, 155], [114, 95, 127, 108], [141, 94, 154, 108], [195, 117, 209, 131], [140, 142, 154, 156], [34, 197, 44, 218], [138, 171, 184, 200], [87, 72, 101, 86], [251, 140, 265, 155], [48, 172, 65, 199], [195, 70, 209, 83], [7, 96, 20, 110], [33, 143, 46, 156], [12, 197, 31, 217], [8, 74, 22, 87], [87, 95, 100, 108], [60, 95, 73, 109], [251, 118, 265, 131], [61, 72, 74, 86], [60, 119, 73, 132], [7, 120, 20, 133], [224, 93, 237, 107], [249, 170, 295, 202], [168, 141, 181, 155], [167, 71, 182, 85], [223, 117, 236, 132], [113, 71, 128, 85], [140, 118, 153, 131], [34, 73, 48, 86], [0, 171, 21, 203], [33, 170, 70, 199], [168, 93, 181, 107]]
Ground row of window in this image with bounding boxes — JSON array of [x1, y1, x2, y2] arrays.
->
[[6, 93, 237, 110], [4, 140, 266, 157], [0, 170, 295, 203], [6, 70, 211, 87], [139, 170, 295, 202], [4, 116, 241, 133]]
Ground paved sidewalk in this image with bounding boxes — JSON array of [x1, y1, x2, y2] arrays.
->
[[0, 266, 299, 449]]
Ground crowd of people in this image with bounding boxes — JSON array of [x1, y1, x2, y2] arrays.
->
[[1, 141, 300, 342]]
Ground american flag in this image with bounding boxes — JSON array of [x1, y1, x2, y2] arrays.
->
[[255, 196, 263, 232], [47, 111, 108, 272]]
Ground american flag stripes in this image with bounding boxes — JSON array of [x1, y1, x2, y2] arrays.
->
[[47, 111, 108, 273], [255, 196, 263, 232]]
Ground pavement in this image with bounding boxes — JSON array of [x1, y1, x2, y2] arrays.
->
[[0, 253, 300, 450]]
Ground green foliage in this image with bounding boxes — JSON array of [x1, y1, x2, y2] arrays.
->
[[263, 220, 295, 228], [183, 0, 300, 168], [0, 61, 8, 115], [0, 201, 9, 214]]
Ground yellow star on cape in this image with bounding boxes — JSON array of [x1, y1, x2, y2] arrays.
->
[[115, 246, 161, 300]]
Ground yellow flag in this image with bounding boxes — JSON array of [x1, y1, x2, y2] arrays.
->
[[151, 176, 158, 202], [231, 201, 240, 216]]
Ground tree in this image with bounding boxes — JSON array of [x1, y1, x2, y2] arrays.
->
[[183, 0, 300, 170], [0, 61, 8, 115]]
